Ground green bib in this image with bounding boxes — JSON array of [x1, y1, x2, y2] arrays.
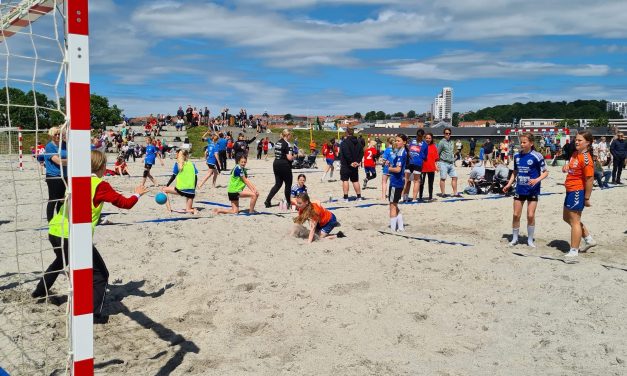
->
[[175, 161, 196, 191], [227, 166, 247, 193], [49, 176, 104, 238]]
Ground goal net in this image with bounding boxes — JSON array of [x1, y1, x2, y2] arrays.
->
[[0, 1, 92, 375]]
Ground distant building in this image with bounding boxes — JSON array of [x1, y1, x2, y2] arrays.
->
[[519, 118, 563, 127], [607, 101, 627, 118], [432, 87, 452, 121], [459, 120, 496, 128]]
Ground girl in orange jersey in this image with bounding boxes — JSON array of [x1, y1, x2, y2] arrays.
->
[[292, 193, 344, 243], [562, 131, 597, 257]]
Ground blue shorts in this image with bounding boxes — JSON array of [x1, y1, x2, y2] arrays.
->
[[326, 158, 334, 166], [438, 161, 457, 179], [382, 165, 389, 175], [365, 167, 376, 174], [317, 213, 338, 234], [564, 190, 584, 211]]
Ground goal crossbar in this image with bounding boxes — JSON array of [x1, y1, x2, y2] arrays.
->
[[0, 0, 61, 41]]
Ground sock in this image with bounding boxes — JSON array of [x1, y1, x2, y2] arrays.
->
[[343, 194, 348, 199], [396, 213, 404, 231], [584, 234, 594, 243], [390, 217, 398, 231], [357, 194, 361, 198], [527, 225, 535, 245], [329, 171, 333, 178], [511, 228, 519, 243], [321, 172, 327, 181]]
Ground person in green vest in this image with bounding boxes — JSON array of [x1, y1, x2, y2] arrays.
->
[[32, 150, 148, 323], [162, 149, 199, 214], [214, 155, 259, 215]]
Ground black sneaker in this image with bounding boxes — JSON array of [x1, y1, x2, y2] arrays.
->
[[94, 313, 109, 325], [31, 290, 47, 304], [264, 201, 272, 208], [336, 231, 346, 238]]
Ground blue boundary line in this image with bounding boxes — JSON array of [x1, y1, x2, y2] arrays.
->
[[378, 230, 474, 247]]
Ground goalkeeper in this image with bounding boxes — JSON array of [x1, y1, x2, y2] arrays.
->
[[32, 150, 148, 322]]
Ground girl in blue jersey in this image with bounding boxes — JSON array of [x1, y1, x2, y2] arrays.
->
[[403, 129, 428, 202], [380, 136, 396, 200], [141, 136, 164, 187], [199, 133, 222, 189], [503, 132, 549, 247], [387, 134, 408, 232], [290, 174, 308, 207]]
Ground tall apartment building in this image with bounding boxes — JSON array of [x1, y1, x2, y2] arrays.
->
[[607, 101, 627, 119], [432, 87, 453, 121]]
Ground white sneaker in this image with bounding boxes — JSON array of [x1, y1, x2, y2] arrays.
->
[[342, 198, 349, 203], [356, 197, 364, 201], [527, 242, 536, 248], [581, 239, 597, 253], [508, 240, 518, 247], [565, 249, 579, 257]]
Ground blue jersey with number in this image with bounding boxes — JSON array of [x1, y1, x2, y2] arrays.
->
[[408, 139, 428, 167], [206, 141, 218, 165], [389, 148, 407, 188], [382, 146, 395, 174], [145, 144, 157, 165], [290, 184, 307, 197], [513, 150, 546, 196]]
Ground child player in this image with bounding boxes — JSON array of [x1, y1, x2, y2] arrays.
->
[[362, 140, 377, 189], [198, 133, 221, 189], [403, 129, 428, 202], [562, 131, 596, 257], [380, 136, 395, 200], [320, 139, 337, 182], [290, 173, 308, 207], [292, 193, 343, 243], [214, 155, 259, 214], [387, 134, 408, 232], [162, 150, 199, 214], [503, 132, 548, 248], [142, 136, 164, 187], [32, 150, 148, 323]]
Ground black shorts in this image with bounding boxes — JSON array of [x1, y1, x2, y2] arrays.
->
[[407, 164, 422, 174], [175, 188, 195, 199], [144, 163, 153, 170], [228, 192, 240, 201], [206, 162, 218, 170], [340, 166, 359, 182], [514, 193, 538, 202], [388, 186, 403, 203]]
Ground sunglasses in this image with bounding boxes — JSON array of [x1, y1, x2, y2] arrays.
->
[[444, 133, 451, 135]]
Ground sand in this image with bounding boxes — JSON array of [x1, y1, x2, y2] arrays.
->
[[1, 155, 626, 375]]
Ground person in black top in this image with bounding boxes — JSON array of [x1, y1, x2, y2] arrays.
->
[[610, 132, 626, 184], [233, 132, 257, 162], [339, 128, 364, 201], [264, 129, 294, 208], [469, 137, 476, 156], [482, 138, 494, 167]]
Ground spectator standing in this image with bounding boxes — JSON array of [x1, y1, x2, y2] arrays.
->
[[482, 138, 494, 167], [185, 105, 193, 124], [339, 128, 364, 201], [469, 137, 476, 156], [176, 106, 184, 119], [610, 132, 626, 184], [436, 128, 459, 197]]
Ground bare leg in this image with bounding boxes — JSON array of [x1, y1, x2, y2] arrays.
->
[[412, 175, 421, 200], [352, 181, 362, 196], [439, 178, 446, 195], [451, 177, 458, 195], [381, 175, 389, 200], [213, 201, 239, 215]]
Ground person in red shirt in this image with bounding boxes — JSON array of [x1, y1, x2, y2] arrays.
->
[[106, 155, 131, 176], [262, 137, 269, 160], [32, 151, 148, 322], [320, 139, 337, 182], [362, 141, 378, 189], [419, 132, 439, 201], [562, 131, 596, 257], [292, 193, 344, 243]]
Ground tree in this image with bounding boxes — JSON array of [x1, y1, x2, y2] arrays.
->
[[90, 94, 122, 129], [393, 112, 404, 118], [558, 118, 577, 127], [0, 87, 65, 130], [407, 110, 416, 118], [283, 113, 293, 121], [364, 111, 377, 121], [353, 112, 362, 119], [376, 111, 386, 120], [452, 112, 460, 127], [588, 117, 609, 127]]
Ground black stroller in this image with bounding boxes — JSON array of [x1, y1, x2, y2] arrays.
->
[[292, 152, 318, 169]]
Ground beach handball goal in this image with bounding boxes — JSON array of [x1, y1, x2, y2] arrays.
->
[[0, 1, 93, 375]]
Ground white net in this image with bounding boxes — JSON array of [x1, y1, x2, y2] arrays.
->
[[0, 1, 70, 375]]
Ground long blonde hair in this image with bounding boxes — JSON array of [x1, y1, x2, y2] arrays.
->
[[293, 193, 319, 224], [176, 149, 189, 171]]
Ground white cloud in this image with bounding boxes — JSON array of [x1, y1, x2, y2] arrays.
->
[[384, 51, 611, 80]]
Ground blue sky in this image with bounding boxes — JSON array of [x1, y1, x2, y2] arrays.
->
[[17, 0, 627, 117]]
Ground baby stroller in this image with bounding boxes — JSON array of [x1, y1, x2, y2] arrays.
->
[[477, 168, 513, 194], [292, 152, 318, 169]]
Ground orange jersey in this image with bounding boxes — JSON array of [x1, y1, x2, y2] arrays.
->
[[312, 203, 332, 226], [564, 151, 593, 192]]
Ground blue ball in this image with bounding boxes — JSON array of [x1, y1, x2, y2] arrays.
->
[[155, 192, 167, 205]]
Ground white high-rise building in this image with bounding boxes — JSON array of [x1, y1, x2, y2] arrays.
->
[[607, 101, 627, 119], [432, 87, 453, 121]]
